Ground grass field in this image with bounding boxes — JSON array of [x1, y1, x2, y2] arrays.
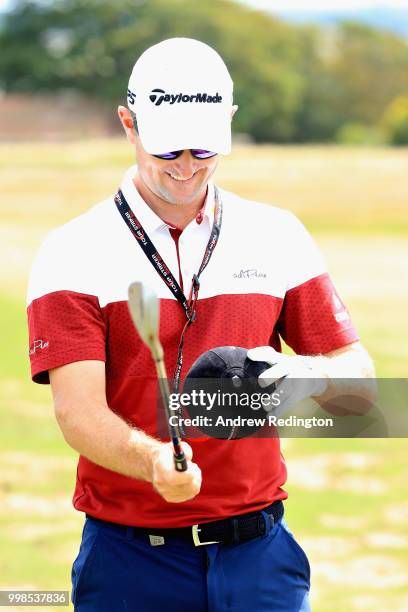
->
[[0, 141, 407, 611]]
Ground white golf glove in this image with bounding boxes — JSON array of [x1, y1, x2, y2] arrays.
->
[[246, 346, 328, 417]]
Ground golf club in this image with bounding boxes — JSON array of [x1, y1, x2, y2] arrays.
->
[[128, 281, 188, 472]]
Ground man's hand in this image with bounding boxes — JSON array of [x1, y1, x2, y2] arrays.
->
[[247, 346, 328, 417], [151, 442, 202, 503]]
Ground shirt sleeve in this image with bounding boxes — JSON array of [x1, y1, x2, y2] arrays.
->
[[27, 230, 106, 384], [276, 213, 359, 355]]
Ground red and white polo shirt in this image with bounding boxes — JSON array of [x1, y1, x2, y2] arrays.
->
[[27, 164, 358, 527]]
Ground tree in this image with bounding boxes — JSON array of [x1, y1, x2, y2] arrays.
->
[[382, 94, 408, 145], [1, 1, 408, 143], [0, 0, 307, 141]]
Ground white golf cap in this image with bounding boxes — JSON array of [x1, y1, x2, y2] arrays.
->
[[127, 38, 234, 155]]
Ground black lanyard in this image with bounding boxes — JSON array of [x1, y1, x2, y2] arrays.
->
[[114, 185, 223, 393]]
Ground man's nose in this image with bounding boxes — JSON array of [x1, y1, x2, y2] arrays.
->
[[173, 151, 197, 178]]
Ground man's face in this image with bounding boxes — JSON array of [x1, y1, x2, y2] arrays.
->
[[134, 133, 219, 207]]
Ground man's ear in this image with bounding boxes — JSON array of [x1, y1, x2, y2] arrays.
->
[[231, 104, 239, 120], [117, 105, 136, 144]]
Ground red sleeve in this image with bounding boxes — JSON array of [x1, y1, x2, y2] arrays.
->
[[27, 290, 106, 384], [276, 272, 359, 355]]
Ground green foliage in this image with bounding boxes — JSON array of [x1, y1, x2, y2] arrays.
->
[[382, 94, 408, 145], [326, 22, 408, 126], [1, 1, 408, 143], [335, 122, 385, 145], [292, 22, 408, 142]]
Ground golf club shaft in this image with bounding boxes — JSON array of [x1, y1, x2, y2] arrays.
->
[[127, 282, 187, 472]]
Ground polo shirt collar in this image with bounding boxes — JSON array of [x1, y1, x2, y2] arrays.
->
[[120, 165, 215, 233]]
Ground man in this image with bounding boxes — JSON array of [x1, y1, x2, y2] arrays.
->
[[27, 38, 375, 611]]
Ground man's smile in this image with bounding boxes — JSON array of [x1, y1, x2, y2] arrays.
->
[[166, 170, 199, 182]]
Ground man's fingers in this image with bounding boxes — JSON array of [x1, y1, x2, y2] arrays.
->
[[152, 444, 202, 503], [180, 441, 193, 462], [168, 464, 201, 490], [160, 461, 201, 485], [156, 442, 192, 472], [155, 459, 200, 486], [258, 363, 289, 387], [247, 346, 280, 366], [165, 488, 200, 503], [157, 464, 202, 503]]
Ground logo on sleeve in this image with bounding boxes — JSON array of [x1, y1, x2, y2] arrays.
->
[[29, 339, 49, 355], [332, 293, 350, 323]]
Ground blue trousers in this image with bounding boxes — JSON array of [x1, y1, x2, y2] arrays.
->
[[71, 514, 311, 611]]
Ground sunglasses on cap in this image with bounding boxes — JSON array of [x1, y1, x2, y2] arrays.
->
[[153, 149, 218, 160]]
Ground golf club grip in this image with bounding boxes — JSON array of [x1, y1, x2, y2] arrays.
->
[[157, 375, 187, 471], [174, 452, 188, 472]]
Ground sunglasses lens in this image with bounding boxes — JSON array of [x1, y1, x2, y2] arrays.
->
[[154, 151, 182, 160], [192, 150, 218, 159]]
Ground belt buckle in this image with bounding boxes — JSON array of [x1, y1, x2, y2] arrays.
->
[[192, 524, 219, 546]]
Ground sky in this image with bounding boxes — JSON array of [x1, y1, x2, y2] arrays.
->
[[2, 0, 408, 11], [236, 0, 408, 36], [239, 0, 408, 9], [0, 0, 13, 11]]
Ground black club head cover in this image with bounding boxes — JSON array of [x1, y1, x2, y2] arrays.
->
[[181, 346, 275, 440]]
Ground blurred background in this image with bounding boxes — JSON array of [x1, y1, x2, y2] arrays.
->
[[1, 0, 408, 144], [0, 1, 407, 611]]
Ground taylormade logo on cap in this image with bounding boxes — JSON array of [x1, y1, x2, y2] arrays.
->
[[127, 87, 222, 107], [149, 88, 222, 106]]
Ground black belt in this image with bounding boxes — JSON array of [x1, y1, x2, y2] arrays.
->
[[86, 500, 284, 547]]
